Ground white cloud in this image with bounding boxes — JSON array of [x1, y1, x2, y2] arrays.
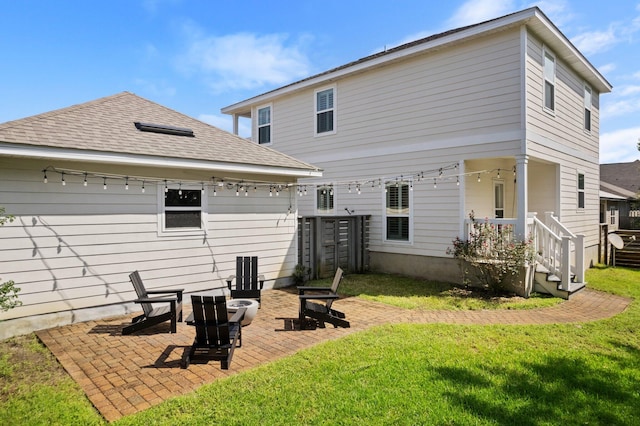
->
[[447, 0, 515, 28], [571, 27, 618, 56], [598, 63, 616, 75], [528, 0, 573, 27], [181, 28, 312, 93], [600, 127, 640, 163]]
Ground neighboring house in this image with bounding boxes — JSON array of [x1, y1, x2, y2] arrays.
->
[[600, 161, 640, 230], [0, 92, 321, 338], [222, 7, 611, 298]]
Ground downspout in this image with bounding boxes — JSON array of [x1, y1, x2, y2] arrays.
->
[[517, 25, 529, 240]]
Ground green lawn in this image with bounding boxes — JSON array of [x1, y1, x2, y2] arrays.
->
[[1, 267, 639, 425]]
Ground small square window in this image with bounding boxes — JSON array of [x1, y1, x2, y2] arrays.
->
[[163, 187, 203, 230]]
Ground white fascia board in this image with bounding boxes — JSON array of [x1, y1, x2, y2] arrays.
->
[[0, 143, 323, 178]]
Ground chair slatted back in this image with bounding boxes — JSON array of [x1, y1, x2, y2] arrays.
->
[[191, 295, 231, 347], [236, 256, 259, 291], [129, 271, 153, 317], [325, 267, 344, 311]]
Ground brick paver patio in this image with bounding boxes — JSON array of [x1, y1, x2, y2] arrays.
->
[[36, 287, 630, 422]]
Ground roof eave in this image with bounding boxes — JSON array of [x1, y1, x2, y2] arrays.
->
[[222, 7, 611, 116], [0, 143, 323, 179]]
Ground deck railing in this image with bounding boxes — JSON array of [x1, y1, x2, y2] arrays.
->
[[464, 213, 585, 290]]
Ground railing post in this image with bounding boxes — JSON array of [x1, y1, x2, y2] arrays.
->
[[561, 236, 571, 290], [575, 234, 585, 283]]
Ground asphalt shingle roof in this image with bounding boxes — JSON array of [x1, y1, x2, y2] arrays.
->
[[0, 92, 319, 173], [600, 161, 640, 196]]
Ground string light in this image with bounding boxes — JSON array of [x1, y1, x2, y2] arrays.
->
[[61, 172, 66, 186], [39, 163, 506, 201], [433, 178, 437, 189]]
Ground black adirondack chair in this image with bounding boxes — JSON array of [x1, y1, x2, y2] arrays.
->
[[182, 295, 245, 369], [226, 256, 265, 305], [122, 271, 184, 335], [298, 267, 350, 329]]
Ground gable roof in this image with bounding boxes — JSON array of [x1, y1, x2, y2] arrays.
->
[[222, 7, 611, 117], [0, 92, 321, 178], [601, 161, 640, 197]]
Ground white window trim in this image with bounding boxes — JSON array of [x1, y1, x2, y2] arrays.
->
[[315, 183, 336, 215], [584, 84, 592, 133], [577, 171, 585, 211], [157, 183, 208, 236], [256, 103, 273, 145], [382, 180, 413, 244], [314, 85, 337, 137], [543, 46, 556, 115]]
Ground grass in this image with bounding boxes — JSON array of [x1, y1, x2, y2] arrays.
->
[[1, 267, 639, 425]]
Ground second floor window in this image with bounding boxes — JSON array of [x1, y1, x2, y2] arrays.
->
[[584, 85, 592, 132], [258, 105, 271, 144], [544, 49, 556, 112], [315, 87, 335, 134]]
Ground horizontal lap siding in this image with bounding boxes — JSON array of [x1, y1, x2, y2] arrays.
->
[[525, 32, 600, 246], [0, 159, 297, 320], [272, 30, 523, 259]]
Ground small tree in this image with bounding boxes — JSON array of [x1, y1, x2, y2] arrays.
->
[[447, 212, 535, 294], [1, 207, 21, 312]]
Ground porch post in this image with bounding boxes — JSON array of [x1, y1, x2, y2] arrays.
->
[[232, 114, 239, 135], [516, 155, 528, 239]]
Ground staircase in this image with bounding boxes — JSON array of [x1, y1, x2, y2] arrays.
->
[[529, 212, 586, 299]]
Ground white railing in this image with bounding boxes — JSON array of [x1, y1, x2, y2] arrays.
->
[[463, 213, 585, 290], [528, 212, 585, 289]]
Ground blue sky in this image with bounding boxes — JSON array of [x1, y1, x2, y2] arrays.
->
[[1, 0, 639, 164]]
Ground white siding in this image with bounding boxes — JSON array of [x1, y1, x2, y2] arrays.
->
[[271, 30, 524, 258], [525, 32, 601, 249], [0, 158, 298, 321]]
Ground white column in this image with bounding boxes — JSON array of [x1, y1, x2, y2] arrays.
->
[[232, 114, 239, 135], [516, 154, 528, 239]]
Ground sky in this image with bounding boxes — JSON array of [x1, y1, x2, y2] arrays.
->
[[1, 0, 639, 164]]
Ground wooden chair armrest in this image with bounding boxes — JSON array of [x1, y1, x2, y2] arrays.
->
[[145, 289, 183, 302], [229, 307, 247, 324], [298, 294, 340, 301], [258, 275, 265, 289], [297, 286, 332, 294], [134, 297, 178, 304]]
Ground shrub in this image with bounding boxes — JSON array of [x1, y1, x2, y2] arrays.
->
[[447, 212, 535, 294]]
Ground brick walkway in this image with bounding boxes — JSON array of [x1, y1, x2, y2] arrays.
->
[[36, 287, 631, 422]]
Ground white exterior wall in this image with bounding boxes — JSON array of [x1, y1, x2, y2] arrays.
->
[[524, 32, 601, 252], [264, 29, 524, 258], [0, 158, 298, 326]]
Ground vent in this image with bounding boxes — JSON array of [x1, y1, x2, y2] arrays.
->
[[134, 122, 194, 137]]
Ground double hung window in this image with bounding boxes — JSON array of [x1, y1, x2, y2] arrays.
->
[[161, 185, 205, 232], [257, 105, 271, 144], [385, 181, 410, 241], [315, 87, 335, 135], [584, 85, 592, 132], [577, 173, 585, 209], [544, 49, 556, 112]]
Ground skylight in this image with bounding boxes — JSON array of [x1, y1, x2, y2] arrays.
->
[[134, 122, 194, 137]]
